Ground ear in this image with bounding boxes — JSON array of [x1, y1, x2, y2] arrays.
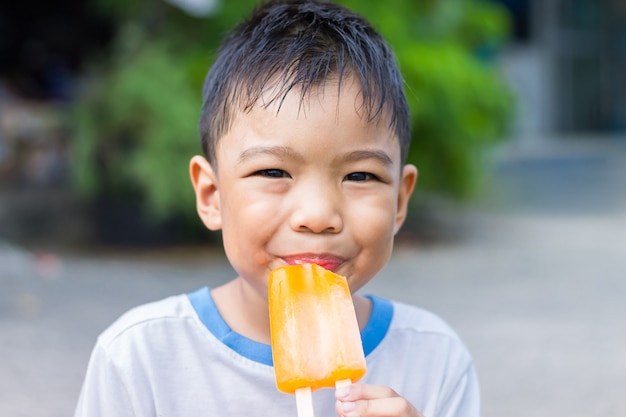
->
[[189, 155, 222, 231], [394, 164, 418, 234]]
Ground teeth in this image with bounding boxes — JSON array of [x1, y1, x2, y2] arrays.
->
[[292, 258, 317, 265]]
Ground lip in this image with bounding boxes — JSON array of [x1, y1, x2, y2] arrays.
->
[[282, 254, 345, 272]]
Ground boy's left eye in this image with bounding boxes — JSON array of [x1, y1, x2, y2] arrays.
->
[[344, 172, 378, 182]]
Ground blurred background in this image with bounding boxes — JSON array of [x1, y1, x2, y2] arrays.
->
[[1, 1, 625, 416]]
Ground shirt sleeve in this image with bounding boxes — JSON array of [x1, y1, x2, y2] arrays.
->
[[438, 362, 481, 417], [74, 342, 137, 417]]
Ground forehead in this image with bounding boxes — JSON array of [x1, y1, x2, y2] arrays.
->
[[216, 77, 401, 165], [234, 76, 397, 140]]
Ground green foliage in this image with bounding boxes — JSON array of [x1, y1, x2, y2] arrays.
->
[[401, 43, 512, 197], [71, 25, 204, 220], [70, 0, 514, 224], [342, 0, 514, 198]]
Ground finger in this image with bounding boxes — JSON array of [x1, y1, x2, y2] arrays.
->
[[336, 396, 423, 417], [336, 383, 398, 401]]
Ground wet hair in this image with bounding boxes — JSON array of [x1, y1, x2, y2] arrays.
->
[[199, 0, 410, 166]]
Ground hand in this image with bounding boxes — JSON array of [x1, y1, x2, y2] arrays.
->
[[335, 383, 425, 417]]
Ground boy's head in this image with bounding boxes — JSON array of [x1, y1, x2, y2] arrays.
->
[[190, 0, 417, 299], [198, 0, 411, 167]]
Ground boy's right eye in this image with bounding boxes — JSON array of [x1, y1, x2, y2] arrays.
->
[[252, 169, 290, 178]]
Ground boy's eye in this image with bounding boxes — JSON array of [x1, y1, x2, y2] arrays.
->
[[253, 169, 290, 178], [344, 172, 378, 182]]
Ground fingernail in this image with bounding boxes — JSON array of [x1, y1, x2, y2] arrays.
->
[[336, 387, 350, 399]]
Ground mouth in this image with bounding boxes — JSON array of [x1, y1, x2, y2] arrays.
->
[[282, 254, 344, 272]]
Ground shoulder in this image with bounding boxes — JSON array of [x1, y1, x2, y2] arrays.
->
[[389, 300, 462, 341], [96, 292, 196, 348], [381, 298, 474, 367]]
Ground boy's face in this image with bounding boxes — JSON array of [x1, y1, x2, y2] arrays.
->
[[190, 78, 417, 300]]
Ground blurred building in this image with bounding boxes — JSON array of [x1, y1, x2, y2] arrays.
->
[[496, 0, 626, 140]]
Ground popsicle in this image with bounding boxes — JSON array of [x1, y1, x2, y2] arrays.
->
[[268, 263, 367, 417]]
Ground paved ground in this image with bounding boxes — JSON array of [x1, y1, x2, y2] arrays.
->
[[1, 137, 625, 417]]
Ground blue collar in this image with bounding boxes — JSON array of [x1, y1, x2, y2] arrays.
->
[[187, 286, 393, 366]]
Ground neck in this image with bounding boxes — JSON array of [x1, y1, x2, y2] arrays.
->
[[211, 277, 272, 344]]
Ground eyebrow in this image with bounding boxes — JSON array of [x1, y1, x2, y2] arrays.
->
[[237, 146, 303, 165], [341, 150, 394, 168], [237, 147, 394, 168]]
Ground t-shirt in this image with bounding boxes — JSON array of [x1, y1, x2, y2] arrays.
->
[[74, 287, 480, 417]]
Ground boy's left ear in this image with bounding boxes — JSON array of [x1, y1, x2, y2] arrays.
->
[[189, 155, 223, 231], [394, 164, 418, 234]]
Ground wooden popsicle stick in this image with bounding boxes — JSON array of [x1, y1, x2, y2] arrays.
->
[[295, 387, 314, 417], [335, 379, 352, 389]]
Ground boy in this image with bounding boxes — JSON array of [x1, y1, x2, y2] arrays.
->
[[75, 1, 480, 416]]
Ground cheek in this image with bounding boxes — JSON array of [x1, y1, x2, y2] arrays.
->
[[347, 213, 394, 294], [349, 193, 397, 235], [220, 209, 273, 286], [349, 200, 397, 259], [221, 188, 273, 226], [220, 193, 280, 254]]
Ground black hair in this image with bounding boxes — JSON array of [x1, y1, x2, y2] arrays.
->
[[199, 0, 410, 165]]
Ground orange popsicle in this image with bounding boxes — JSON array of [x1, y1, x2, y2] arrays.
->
[[268, 264, 367, 395]]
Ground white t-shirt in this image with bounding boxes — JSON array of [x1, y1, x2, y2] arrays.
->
[[74, 287, 480, 417]]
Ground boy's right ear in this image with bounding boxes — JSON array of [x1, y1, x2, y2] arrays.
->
[[189, 155, 222, 231]]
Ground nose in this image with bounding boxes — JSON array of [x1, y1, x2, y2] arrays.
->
[[289, 184, 343, 234]]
